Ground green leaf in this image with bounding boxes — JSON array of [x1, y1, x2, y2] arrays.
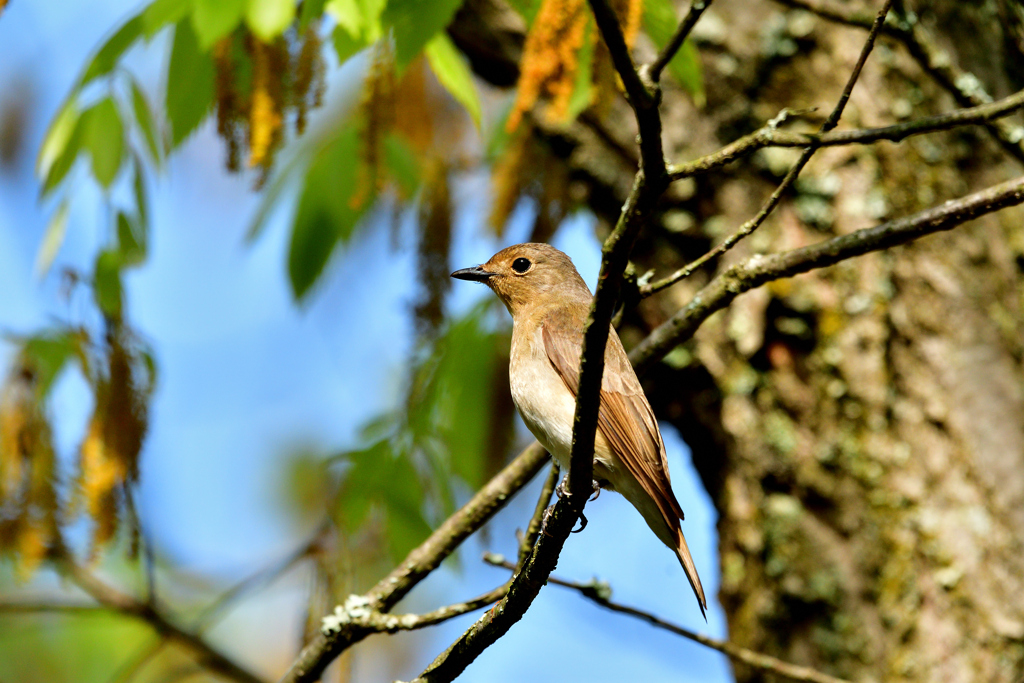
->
[[331, 24, 365, 65], [116, 211, 147, 268], [288, 124, 365, 299], [298, 0, 327, 31], [382, 0, 463, 67], [93, 249, 124, 319], [21, 330, 82, 398], [668, 40, 705, 107], [132, 160, 150, 234], [143, 0, 193, 39], [166, 19, 215, 146], [37, 97, 80, 181], [431, 306, 503, 488], [245, 148, 305, 243], [245, 0, 296, 41], [383, 134, 420, 196], [192, 0, 245, 49], [129, 78, 163, 165], [335, 440, 430, 561], [81, 15, 145, 85], [82, 98, 125, 189], [642, 0, 705, 105], [382, 452, 432, 561], [424, 32, 481, 130], [505, 0, 540, 25], [35, 201, 70, 278], [566, 16, 594, 120], [325, 0, 362, 38], [485, 99, 514, 161]]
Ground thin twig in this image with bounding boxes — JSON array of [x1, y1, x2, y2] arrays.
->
[[665, 89, 1024, 186], [194, 529, 319, 632], [319, 584, 511, 637], [771, 0, 1024, 164], [109, 638, 165, 683], [631, 174, 1024, 374], [484, 556, 851, 683], [586, 0, 664, 173], [649, 0, 893, 295], [586, 0, 655, 111], [0, 601, 108, 613], [649, 0, 716, 82], [59, 558, 268, 683], [517, 463, 559, 570], [280, 441, 549, 683]]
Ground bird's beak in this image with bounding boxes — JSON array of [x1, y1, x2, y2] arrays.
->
[[450, 265, 496, 282]]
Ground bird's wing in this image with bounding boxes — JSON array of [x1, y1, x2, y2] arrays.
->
[[540, 307, 683, 525], [542, 306, 707, 616]]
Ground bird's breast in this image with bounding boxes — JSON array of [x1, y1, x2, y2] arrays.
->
[[509, 325, 578, 471]]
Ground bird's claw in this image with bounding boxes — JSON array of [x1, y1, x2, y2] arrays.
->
[[552, 475, 598, 533], [555, 477, 602, 501]]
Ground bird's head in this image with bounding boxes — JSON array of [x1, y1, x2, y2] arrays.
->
[[450, 243, 590, 316]]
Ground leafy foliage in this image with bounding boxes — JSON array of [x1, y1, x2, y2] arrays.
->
[[17, 0, 706, 596], [288, 123, 364, 298]]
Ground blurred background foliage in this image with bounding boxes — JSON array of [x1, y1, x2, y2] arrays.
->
[[0, 0, 710, 681]]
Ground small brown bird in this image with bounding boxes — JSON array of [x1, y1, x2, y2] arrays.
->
[[452, 243, 707, 616]]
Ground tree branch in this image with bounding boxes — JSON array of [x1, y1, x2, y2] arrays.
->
[[771, 0, 1024, 164], [279, 441, 549, 683], [58, 558, 268, 683], [666, 88, 1024, 187], [585, 0, 655, 111], [401, 4, 692, 675], [649, 0, 716, 83], [586, 0, 665, 175], [630, 174, 1024, 375], [654, 0, 893, 293], [517, 463, 559, 569], [319, 584, 511, 637], [483, 556, 851, 683], [0, 601, 109, 614]]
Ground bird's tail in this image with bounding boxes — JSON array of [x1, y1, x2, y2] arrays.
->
[[674, 527, 707, 620]]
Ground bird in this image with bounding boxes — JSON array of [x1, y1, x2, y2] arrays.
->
[[451, 242, 707, 617]]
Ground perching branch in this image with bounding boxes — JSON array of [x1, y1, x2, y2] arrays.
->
[[771, 0, 1024, 164], [57, 557, 268, 683], [483, 555, 852, 683], [401, 3, 711, 678], [649, 0, 717, 83], [630, 174, 1024, 375], [280, 441, 549, 683], [654, 0, 893, 294]]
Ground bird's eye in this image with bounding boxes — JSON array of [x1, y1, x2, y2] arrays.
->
[[512, 257, 531, 273]]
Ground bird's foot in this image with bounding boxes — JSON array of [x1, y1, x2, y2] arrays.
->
[[539, 503, 556, 538], [555, 477, 602, 501], [554, 476, 569, 500], [548, 476, 597, 533]]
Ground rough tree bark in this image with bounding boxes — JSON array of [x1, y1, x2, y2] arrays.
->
[[453, 0, 1024, 681]]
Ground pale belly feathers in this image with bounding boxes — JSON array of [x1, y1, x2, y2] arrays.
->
[[509, 323, 617, 486]]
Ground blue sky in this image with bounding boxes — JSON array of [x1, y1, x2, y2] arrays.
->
[[0, 1, 731, 680]]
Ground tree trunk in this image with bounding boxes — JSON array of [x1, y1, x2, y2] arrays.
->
[[455, 0, 1024, 680]]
